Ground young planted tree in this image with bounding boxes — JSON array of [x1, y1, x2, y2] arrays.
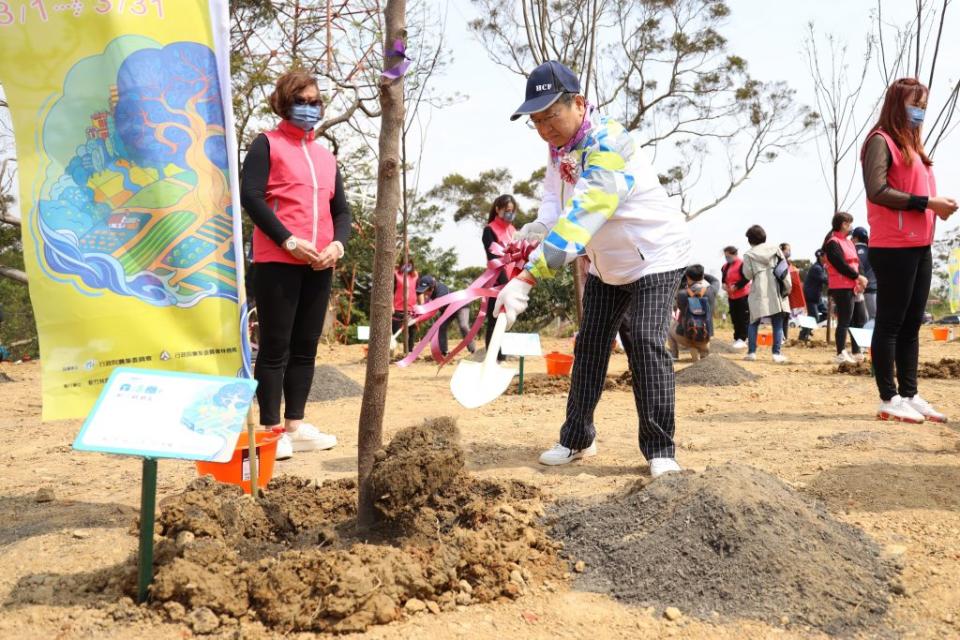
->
[[357, 0, 406, 528], [470, 0, 815, 221], [803, 25, 876, 214]]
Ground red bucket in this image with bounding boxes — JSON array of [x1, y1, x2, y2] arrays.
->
[[195, 428, 282, 494], [545, 352, 574, 376]]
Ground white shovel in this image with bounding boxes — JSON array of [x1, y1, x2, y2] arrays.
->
[[450, 313, 517, 408]]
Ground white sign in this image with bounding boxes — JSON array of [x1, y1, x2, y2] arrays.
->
[[848, 327, 874, 349], [357, 326, 370, 341], [73, 368, 257, 462], [500, 332, 543, 357], [798, 315, 819, 330]]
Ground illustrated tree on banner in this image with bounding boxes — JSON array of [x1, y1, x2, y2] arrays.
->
[[39, 40, 237, 307]]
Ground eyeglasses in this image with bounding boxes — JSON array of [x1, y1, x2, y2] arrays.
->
[[526, 110, 561, 130], [294, 97, 322, 107]]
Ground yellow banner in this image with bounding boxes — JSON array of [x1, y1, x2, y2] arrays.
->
[[949, 249, 960, 314], [0, 0, 248, 420]]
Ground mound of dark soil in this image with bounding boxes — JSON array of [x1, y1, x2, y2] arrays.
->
[[551, 464, 896, 634], [505, 371, 634, 396], [306, 365, 363, 402], [33, 418, 563, 635], [675, 355, 757, 386]]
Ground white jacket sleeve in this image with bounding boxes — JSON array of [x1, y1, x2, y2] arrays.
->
[[536, 153, 563, 229]]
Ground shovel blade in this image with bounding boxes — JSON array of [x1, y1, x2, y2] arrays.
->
[[450, 359, 517, 409]]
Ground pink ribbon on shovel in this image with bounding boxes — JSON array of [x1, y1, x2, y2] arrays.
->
[[397, 239, 537, 370]]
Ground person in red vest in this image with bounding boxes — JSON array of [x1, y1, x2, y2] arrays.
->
[[392, 260, 419, 352], [240, 70, 351, 460], [822, 213, 867, 365], [861, 77, 957, 423], [778, 242, 806, 341], [720, 246, 750, 349], [482, 194, 517, 361]]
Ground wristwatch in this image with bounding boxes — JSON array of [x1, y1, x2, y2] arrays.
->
[[284, 237, 298, 252]]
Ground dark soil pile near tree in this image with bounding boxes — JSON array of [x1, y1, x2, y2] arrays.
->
[[306, 365, 363, 402], [837, 358, 960, 379], [550, 464, 897, 635], [675, 355, 757, 386], [785, 338, 829, 349], [32, 418, 563, 635]]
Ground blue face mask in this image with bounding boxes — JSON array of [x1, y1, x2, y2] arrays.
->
[[289, 103, 322, 131], [906, 105, 925, 129], [503, 211, 516, 223]]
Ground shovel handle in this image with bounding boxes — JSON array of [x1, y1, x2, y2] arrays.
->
[[482, 313, 508, 371]]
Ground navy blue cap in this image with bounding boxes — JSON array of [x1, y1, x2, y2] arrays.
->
[[416, 275, 436, 294], [851, 226, 869, 241], [510, 61, 581, 121]]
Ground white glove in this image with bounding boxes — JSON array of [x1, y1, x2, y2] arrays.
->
[[515, 221, 548, 243], [493, 277, 534, 329]]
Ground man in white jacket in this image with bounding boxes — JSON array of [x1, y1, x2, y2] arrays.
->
[[495, 61, 691, 478]]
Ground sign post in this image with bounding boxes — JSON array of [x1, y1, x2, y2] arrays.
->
[[74, 368, 257, 603], [137, 458, 158, 603], [500, 333, 543, 395]]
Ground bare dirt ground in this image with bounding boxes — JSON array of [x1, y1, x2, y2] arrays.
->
[[1, 328, 959, 639]]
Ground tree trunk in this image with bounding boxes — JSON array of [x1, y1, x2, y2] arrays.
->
[[357, 1, 406, 529]]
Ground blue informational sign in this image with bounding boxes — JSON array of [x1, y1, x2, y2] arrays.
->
[[73, 368, 257, 462]]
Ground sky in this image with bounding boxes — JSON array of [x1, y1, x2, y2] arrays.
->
[[411, 0, 960, 278]]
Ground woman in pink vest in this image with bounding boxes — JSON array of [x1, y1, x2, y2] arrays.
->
[[239, 71, 352, 459], [392, 261, 419, 351], [822, 212, 867, 364], [861, 77, 957, 423], [721, 245, 750, 349], [481, 194, 517, 361]]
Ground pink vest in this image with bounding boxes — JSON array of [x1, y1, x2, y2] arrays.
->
[[862, 129, 937, 249], [252, 121, 337, 264], [826, 233, 859, 290], [722, 258, 750, 300], [486, 217, 516, 247], [393, 270, 418, 312]]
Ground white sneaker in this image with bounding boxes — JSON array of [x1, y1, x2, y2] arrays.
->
[[772, 354, 788, 364], [538, 441, 597, 466], [877, 395, 925, 424], [732, 340, 747, 350], [287, 423, 338, 452], [275, 433, 294, 460], [834, 351, 855, 365], [743, 352, 757, 361], [649, 458, 682, 478], [904, 394, 948, 423], [851, 352, 866, 363]]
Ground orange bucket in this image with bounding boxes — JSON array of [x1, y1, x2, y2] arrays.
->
[[757, 332, 773, 346], [932, 327, 950, 341], [545, 351, 574, 376], [195, 429, 282, 494]]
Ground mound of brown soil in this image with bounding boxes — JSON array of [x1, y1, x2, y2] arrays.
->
[[675, 355, 757, 386], [306, 365, 363, 403], [837, 361, 871, 376], [785, 338, 829, 349], [64, 418, 562, 634], [917, 357, 960, 379], [505, 372, 633, 396], [551, 464, 896, 634], [368, 417, 464, 520]]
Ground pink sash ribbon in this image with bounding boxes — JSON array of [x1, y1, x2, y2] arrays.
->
[[397, 239, 536, 369]]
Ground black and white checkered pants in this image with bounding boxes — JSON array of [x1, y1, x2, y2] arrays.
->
[[559, 269, 684, 460]]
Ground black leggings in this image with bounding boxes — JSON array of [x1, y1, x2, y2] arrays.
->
[[869, 246, 932, 401], [829, 289, 860, 354], [729, 296, 750, 341], [253, 262, 333, 426]]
